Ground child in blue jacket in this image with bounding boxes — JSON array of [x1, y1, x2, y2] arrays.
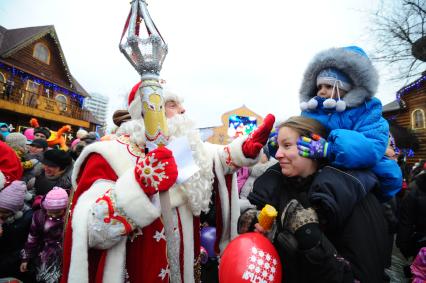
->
[[297, 46, 402, 201]]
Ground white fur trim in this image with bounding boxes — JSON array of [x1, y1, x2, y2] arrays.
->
[[230, 174, 240, 240], [103, 238, 127, 283], [69, 180, 112, 283], [178, 205, 195, 283], [212, 152, 231, 253], [114, 169, 161, 228], [168, 185, 188, 209], [72, 140, 137, 188], [226, 136, 260, 168], [128, 92, 143, 120], [0, 171, 5, 190]]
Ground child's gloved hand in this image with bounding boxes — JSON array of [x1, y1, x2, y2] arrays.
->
[[297, 134, 329, 159]]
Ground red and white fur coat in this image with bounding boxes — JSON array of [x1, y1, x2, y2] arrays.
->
[[61, 115, 259, 283]]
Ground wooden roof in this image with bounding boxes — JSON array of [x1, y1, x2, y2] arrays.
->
[[0, 25, 89, 97]]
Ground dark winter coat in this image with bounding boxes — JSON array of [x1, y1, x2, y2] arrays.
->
[[248, 163, 388, 283], [33, 166, 72, 196], [396, 171, 426, 258], [0, 208, 33, 279]]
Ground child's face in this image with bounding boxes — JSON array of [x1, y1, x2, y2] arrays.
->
[[46, 209, 65, 217], [317, 84, 347, 99]]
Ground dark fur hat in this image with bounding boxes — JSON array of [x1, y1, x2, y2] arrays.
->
[[34, 127, 51, 139]]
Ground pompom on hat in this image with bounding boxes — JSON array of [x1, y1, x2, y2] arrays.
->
[[43, 187, 68, 210], [0, 180, 26, 213]]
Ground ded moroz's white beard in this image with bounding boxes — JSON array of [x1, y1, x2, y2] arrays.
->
[[116, 115, 214, 216]]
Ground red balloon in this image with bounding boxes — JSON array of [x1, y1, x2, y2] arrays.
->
[[219, 233, 282, 283]]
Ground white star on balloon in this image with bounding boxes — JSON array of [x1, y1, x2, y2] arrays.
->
[[264, 262, 270, 270]]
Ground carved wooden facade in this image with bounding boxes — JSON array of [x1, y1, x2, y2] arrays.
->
[[0, 25, 100, 133], [383, 74, 426, 165]]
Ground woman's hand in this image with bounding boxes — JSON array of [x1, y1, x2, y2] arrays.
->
[[254, 223, 267, 235], [237, 208, 259, 234], [20, 262, 28, 272], [281, 199, 321, 250]]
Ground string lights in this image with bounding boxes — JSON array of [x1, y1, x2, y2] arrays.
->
[[0, 62, 84, 106]]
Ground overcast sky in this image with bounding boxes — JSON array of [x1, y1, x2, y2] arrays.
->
[[0, 0, 403, 128]]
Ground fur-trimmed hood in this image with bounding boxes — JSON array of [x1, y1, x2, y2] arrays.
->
[[299, 47, 379, 108]]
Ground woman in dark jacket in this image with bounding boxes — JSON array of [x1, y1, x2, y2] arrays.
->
[[397, 169, 426, 259], [239, 116, 388, 283], [33, 149, 73, 196]]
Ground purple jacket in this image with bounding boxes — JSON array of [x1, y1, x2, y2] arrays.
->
[[21, 208, 64, 262]]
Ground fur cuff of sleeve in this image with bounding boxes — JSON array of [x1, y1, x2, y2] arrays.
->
[[225, 136, 260, 168], [114, 168, 161, 228]]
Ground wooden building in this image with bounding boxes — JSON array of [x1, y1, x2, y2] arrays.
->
[[207, 105, 264, 145], [383, 73, 426, 165], [0, 25, 101, 135]]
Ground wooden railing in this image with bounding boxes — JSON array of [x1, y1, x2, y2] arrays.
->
[[0, 81, 91, 121]]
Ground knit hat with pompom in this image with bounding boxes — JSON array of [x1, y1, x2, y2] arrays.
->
[[43, 187, 68, 210]]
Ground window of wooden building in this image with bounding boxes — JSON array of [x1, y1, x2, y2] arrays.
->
[[33, 42, 50, 64], [412, 109, 425, 129], [55, 94, 68, 111], [26, 80, 40, 94]]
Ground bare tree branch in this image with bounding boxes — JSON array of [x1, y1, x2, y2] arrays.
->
[[370, 0, 426, 80]]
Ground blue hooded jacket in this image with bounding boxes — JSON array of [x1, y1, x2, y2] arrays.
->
[[0, 123, 10, 138], [299, 47, 402, 200]]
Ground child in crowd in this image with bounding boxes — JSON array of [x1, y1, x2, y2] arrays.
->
[[297, 46, 402, 202], [5, 133, 40, 174], [20, 187, 68, 283], [0, 181, 33, 282]]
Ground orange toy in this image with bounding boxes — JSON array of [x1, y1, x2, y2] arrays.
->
[[47, 125, 71, 151]]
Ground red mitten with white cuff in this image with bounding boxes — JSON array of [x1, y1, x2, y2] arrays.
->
[[134, 147, 178, 196], [242, 114, 275, 158]]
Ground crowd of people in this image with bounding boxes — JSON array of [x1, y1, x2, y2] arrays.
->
[[0, 45, 424, 283]]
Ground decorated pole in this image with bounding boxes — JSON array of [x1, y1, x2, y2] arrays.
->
[[119, 1, 181, 282]]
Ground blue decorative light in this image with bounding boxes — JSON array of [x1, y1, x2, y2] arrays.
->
[[0, 62, 85, 106], [396, 74, 426, 101], [397, 147, 415, 157]]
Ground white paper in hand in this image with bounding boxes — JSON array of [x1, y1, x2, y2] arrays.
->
[[167, 136, 200, 184]]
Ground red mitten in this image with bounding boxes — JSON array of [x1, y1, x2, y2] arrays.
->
[[134, 147, 178, 196], [242, 114, 275, 158]]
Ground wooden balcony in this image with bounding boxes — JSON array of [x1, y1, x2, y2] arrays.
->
[[0, 81, 91, 128]]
